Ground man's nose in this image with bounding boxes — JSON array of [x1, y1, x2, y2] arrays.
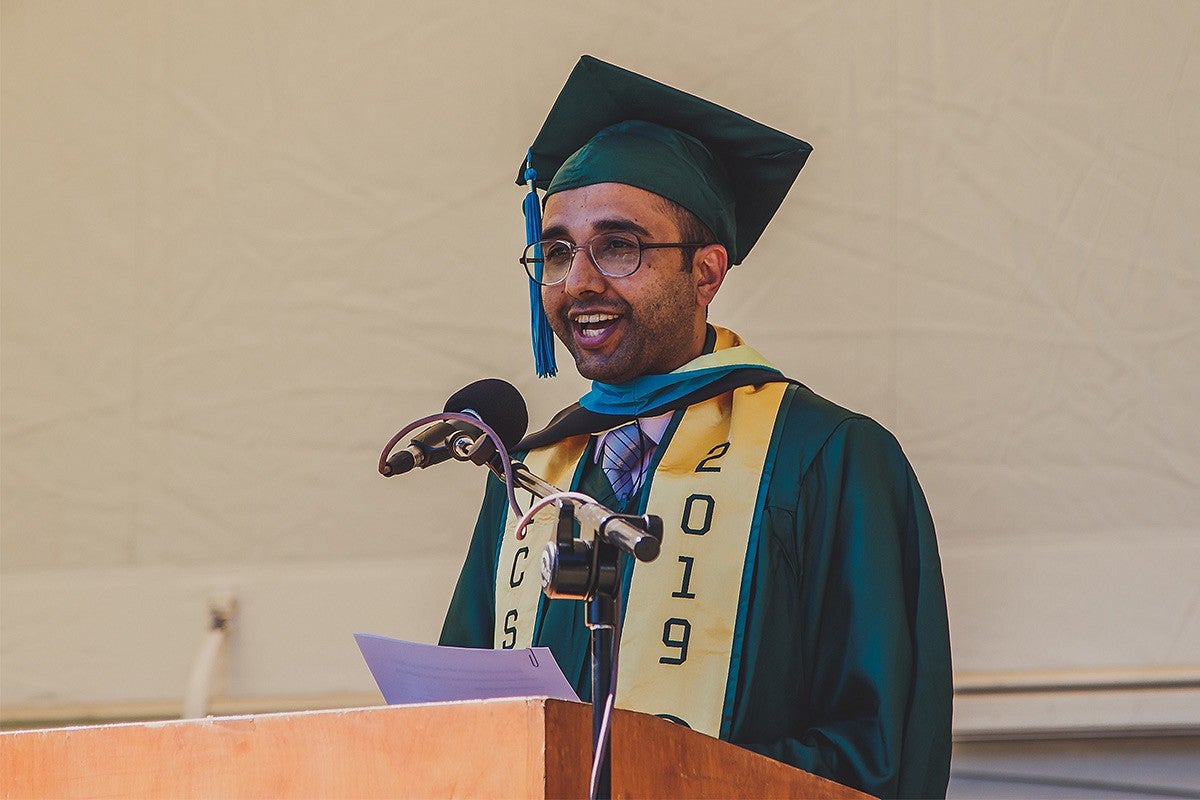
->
[[563, 247, 607, 297]]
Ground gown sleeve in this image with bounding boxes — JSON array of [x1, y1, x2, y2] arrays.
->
[[437, 471, 509, 648], [737, 416, 952, 799]]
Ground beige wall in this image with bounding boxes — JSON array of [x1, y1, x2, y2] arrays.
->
[[3, 1, 1198, 734]]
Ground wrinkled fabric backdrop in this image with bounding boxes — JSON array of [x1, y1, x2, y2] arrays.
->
[[3, 0, 1198, 732]]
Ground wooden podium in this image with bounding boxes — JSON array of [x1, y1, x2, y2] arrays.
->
[[1, 698, 870, 798]]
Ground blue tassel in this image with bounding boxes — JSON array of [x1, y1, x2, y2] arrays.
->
[[523, 154, 557, 377]]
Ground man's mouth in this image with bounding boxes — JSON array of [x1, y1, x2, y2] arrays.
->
[[571, 311, 622, 346]]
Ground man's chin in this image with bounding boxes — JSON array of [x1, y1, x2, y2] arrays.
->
[[569, 350, 635, 384]]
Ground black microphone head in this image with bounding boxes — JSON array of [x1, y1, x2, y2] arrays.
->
[[444, 378, 528, 449], [383, 449, 417, 477]]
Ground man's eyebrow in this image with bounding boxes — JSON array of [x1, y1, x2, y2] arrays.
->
[[540, 217, 654, 241], [539, 223, 571, 241], [595, 218, 653, 238]]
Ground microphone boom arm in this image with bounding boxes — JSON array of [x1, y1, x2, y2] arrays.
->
[[504, 463, 662, 564]]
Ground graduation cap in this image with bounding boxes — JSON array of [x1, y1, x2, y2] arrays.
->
[[518, 55, 812, 377]]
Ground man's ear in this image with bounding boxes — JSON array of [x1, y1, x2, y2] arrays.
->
[[693, 244, 729, 307]]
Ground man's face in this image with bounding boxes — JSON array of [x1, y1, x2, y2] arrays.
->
[[539, 183, 716, 384]]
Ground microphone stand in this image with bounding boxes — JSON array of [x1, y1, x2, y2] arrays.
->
[[381, 415, 663, 799], [503, 462, 663, 800]]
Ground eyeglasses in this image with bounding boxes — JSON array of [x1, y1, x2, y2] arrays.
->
[[519, 231, 714, 286]]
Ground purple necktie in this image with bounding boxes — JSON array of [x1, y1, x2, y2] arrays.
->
[[602, 422, 651, 504]]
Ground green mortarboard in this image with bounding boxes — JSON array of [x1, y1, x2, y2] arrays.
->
[[519, 55, 812, 265], [517, 55, 812, 377]]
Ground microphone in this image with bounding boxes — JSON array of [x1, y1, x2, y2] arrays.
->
[[382, 379, 528, 477], [382, 419, 479, 476]]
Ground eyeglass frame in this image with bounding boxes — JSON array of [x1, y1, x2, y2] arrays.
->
[[518, 231, 716, 286]]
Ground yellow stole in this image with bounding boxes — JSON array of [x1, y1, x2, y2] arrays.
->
[[494, 381, 788, 739]]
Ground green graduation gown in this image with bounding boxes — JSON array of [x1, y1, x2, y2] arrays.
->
[[440, 382, 952, 799]]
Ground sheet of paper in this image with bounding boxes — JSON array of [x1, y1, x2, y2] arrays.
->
[[355, 633, 580, 705]]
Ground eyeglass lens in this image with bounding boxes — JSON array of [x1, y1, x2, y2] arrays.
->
[[526, 232, 642, 284]]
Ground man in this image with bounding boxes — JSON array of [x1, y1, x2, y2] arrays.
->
[[440, 56, 952, 799]]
